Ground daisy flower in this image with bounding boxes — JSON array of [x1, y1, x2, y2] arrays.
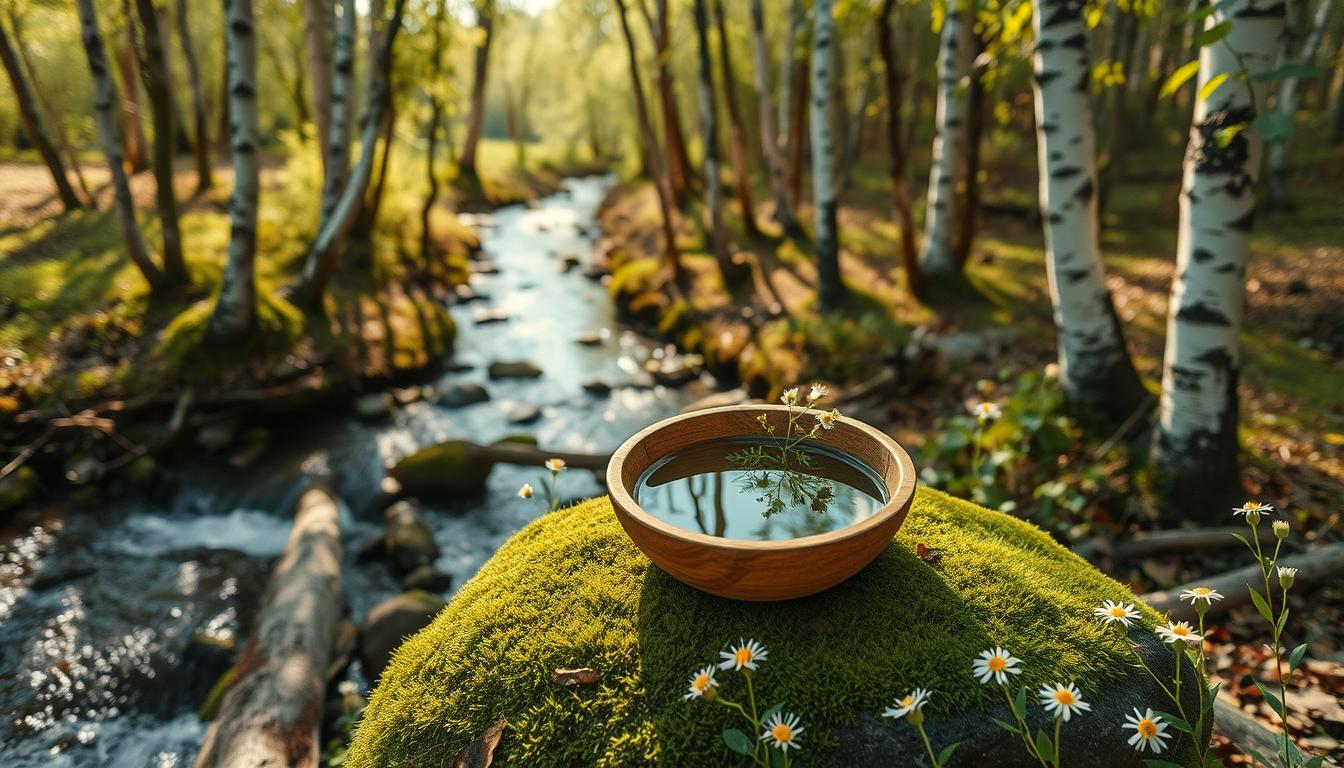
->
[[760, 711, 803, 753], [972, 647, 1022, 685], [719, 638, 768, 672], [1179, 587, 1223, 605], [1093, 600, 1140, 627], [337, 680, 358, 696], [808, 383, 828, 402], [1278, 566, 1297, 589], [1155, 621, 1202, 647], [683, 665, 718, 700], [1124, 707, 1170, 754], [544, 458, 567, 473], [517, 483, 534, 499], [781, 387, 800, 406], [882, 688, 931, 720], [1039, 682, 1091, 721], [1232, 501, 1274, 518], [816, 409, 839, 430], [970, 401, 1002, 423]]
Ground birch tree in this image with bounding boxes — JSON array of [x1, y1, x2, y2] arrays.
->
[[0, 17, 82, 213], [919, 0, 974, 276], [1029, 0, 1146, 420], [749, 0, 803, 236], [319, 0, 357, 233], [174, 0, 212, 193], [1154, 0, 1285, 514], [132, 0, 189, 286], [209, 0, 260, 339], [302, 0, 334, 167], [811, 0, 844, 312], [75, 0, 166, 292], [1266, 0, 1335, 208], [877, 0, 922, 296], [458, 0, 494, 181]]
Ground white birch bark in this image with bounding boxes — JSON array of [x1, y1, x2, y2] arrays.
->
[[209, 0, 260, 339], [1030, 0, 1144, 417], [1155, 0, 1285, 511], [1266, 0, 1333, 206], [811, 0, 844, 310], [75, 0, 165, 291], [919, 0, 973, 275], [318, 0, 356, 233], [749, 0, 802, 234]]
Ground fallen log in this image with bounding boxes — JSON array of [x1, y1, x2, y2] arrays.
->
[[1143, 541, 1344, 621], [194, 484, 344, 768], [468, 441, 611, 472], [1214, 698, 1283, 762], [1074, 527, 1247, 562]]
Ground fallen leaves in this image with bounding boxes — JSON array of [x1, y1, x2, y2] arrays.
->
[[551, 667, 599, 687], [454, 717, 507, 768]]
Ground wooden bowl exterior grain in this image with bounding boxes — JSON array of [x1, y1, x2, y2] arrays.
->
[[607, 404, 917, 601]]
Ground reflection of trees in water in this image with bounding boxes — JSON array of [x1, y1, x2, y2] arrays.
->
[[726, 443, 838, 526], [682, 472, 729, 537]]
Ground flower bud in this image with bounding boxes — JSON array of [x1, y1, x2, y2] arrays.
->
[[1277, 566, 1297, 590], [907, 708, 925, 727], [1245, 509, 1261, 527], [1273, 520, 1289, 539]]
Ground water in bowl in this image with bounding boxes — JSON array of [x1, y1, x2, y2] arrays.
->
[[633, 437, 887, 541]]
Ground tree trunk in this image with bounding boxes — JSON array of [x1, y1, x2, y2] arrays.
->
[[1029, 0, 1146, 422], [0, 19, 82, 213], [74, 0, 166, 291], [639, 0, 692, 205], [116, 10, 150, 174], [421, 0, 447, 261], [1266, 0, 1335, 208], [919, 0, 973, 276], [208, 0, 260, 339], [302, 0, 334, 168], [778, 0, 806, 209], [712, 0, 761, 238], [877, 0, 922, 297], [1153, 0, 1285, 519], [319, 0, 357, 234], [175, 0, 213, 193], [834, 33, 876, 197], [215, 29, 230, 154], [192, 485, 343, 768], [749, 0, 803, 235], [132, 0, 188, 286], [458, 0, 493, 181], [810, 0, 844, 312], [297, 0, 407, 305], [357, 101, 395, 237], [613, 0, 685, 288], [1331, 39, 1344, 143], [694, 0, 743, 289], [786, 49, 808, 208], [952, 32, 985, 268]]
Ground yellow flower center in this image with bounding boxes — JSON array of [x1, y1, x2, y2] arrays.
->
[[1138, 719, 1157, 738], [771, 724, 793, 743], [987, 656, 1006, 673], [1172, 626, 1190, 637], [1109, 606, 1127, 617], [735, 648, 753, 666], [900, 695, 914, 708], [1193, 588, 1211, 596], [1054, 689, 1075, 706], [694, 675, 710, 691]]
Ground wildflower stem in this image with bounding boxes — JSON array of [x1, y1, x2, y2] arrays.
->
[[915, 720, 940, 768], [1001, 685, 1045, 765], [1052, 715, 1062, 768], [744, 672, 762, 763]]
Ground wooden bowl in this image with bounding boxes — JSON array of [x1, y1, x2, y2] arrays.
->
[[607, 404, 917, 601]]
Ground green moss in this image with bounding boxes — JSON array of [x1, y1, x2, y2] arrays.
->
[[347, 489, 1156, 768]]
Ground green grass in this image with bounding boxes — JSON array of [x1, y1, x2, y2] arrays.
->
[[346, 489, 1160, 767]]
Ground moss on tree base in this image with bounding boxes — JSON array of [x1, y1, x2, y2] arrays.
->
[[347, 489, 1179, 767]]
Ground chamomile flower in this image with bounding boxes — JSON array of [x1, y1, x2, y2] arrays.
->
[[808, 383, 828, 402], [719, 638, 768, 672], [1093, 600, 1140, 627], [683, 665, 719, 700], [972, 647, 1022, 685], [1038, 682, 1091, 721], [517, 483, 534, 499], [970, 401, 1002, 423], [1124, 708, 1171, 754], [545, 458, 567, 473], [816, 409, 840, 430], [781, 387, 800, 406], [1155, 621, 1202, 647], [1273, 520, 1290, 539], [338, 680, 358, 696], [1233, 501, 1274, 518], [760, 712, 804, 752], [1179, 587, 1223, 605], [882, 688, 931, 720], [1278, 566, 1297, 589]]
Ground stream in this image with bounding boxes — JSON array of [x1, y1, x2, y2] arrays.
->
[[0, 176, 712, 766]]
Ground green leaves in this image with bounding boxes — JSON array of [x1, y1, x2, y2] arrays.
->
[[1252, 60, 1321, 82], [1013, 686, 1029, 720], [1193, 20, 1232, 47], [1253, 680, 1286, 720], [1198, 72, 1229, 103], [1160, 61, 1201, 100], [1254, 111, 1295, 142], [1288, 642, 1309, 674], [1034, 729, 1055, 765], [1154, 710, 1193, 735], [1248, 585, 1275, 625], [937, 742, 961, 766], [722, 728, 754, 755]]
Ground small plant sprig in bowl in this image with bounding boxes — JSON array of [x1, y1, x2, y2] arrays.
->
[[726, 384, 843, 519], [684, 638, 804, 766]]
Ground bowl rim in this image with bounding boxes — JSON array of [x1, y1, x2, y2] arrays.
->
[[606, 404, 917, 552]]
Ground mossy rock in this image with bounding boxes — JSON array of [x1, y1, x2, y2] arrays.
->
[[346, 490, 1203, 767]]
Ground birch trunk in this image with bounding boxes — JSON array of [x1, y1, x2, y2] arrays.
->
[[319, 0, 356, 233], [174, 0, 212, 193], [749, 0, 803, 235], [1266, 0, 1334, 207], [952, 32, 985, 267], [694, 0, 735, 287], [458, 0, 493, 181], [208, 0, 260, 339], [75, 0, 166, 291], [0, 19, 82, 213], [877, 0, 922, 296], [712, 0, 761, 238], [919, 0, 973, 276], [297, 0, 406, 305], [1154, 0, 1285, 517], [302, 0, 334, 167], [639, 0, 692, 206], [810, 0, 844, 312], [613, 0, 685, 287], [1030, 0, 1145, 420], [132, 0, 188, 286]]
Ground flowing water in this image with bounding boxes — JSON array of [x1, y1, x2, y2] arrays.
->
[[0, 176, 710, 766]]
